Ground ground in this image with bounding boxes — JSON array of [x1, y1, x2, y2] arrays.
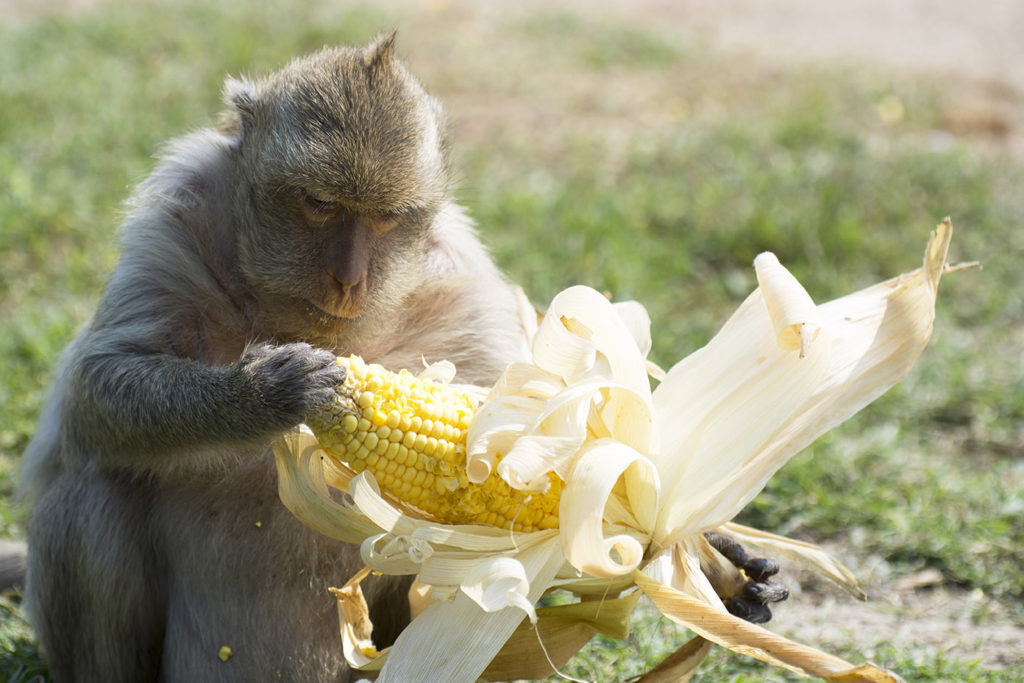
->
[[4, 0, 1023, 150], [1, 0, 1021, 679], [777, 545, 1024, 670]]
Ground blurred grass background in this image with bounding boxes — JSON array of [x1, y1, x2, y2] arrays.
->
[[1, 0, 1021, 680]]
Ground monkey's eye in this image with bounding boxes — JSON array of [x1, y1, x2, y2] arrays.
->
[[369, 210, 403, 234], [300, 190, 340, 222]]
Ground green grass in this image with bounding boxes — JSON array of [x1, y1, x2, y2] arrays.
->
[[2, 1, 1021, 680], [540, 597, 1024, 682], [514, 12, 689, 69], [0, 594, 45, 683]]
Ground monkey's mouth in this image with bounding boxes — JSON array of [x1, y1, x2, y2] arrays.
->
[[310, 274, 371, 321], [304, 300, 365, 322]]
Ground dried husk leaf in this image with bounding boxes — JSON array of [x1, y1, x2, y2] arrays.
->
[[456, 556, 536, 619], [532, 286, 650, 394], [634, 570, 903, 682], [559, 439, 657, 577], [375, 537, 565, 683], [651, 274, 833, 544], [635, 635, 713, 683], [481, 591, 641, 681], [613, 300, 654, 358], [272, 427, 380, 544], [723, 522, 866, 600], [653, 220, 955, 548], [330, 566, 386, 672], [407, 578, 432, 620], [467, 389, 547, 484], [695, 534, 749, 600], [695, 220, 957, 533], [754, 251, 823, 354]]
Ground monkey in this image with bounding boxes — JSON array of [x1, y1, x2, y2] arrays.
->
[[16, 35, 787, 682], [18, 36, 534, 682]]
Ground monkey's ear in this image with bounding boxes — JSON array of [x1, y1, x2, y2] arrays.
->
[[362, 31, 397, 68], [221, 77, 259, 135]]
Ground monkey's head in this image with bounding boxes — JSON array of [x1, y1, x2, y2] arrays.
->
[[223, 36, 449, 340]]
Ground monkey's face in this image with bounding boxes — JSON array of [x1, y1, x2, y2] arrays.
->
[[233, 174, 439, 342], [267, 189, 431, 318], [226, 41, 450, 340], [296, 193, 398, 320]]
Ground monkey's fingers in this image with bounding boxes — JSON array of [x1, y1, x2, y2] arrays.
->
[[704, 531, 790, 625], [241, 343, 348, 426], [724, 580, 788, 624], [704, 531, 748, 567], [742, 580, 789, 604], [724, 597, 773, 624], [743, 557, 779, 582]]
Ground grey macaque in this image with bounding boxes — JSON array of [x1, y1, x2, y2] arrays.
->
[[19, 36, 531, 681]]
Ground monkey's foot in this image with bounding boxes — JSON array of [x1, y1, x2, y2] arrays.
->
[[704, 531, 790, 624]]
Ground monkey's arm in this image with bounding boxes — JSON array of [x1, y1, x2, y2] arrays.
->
[[66, 339, 344, 464]]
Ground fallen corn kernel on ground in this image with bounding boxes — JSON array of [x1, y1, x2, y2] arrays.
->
[[306, 356, 561, 532]]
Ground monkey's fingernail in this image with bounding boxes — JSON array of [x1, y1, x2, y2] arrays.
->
[[743, 557, 779, 581]]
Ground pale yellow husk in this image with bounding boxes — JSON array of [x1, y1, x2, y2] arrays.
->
[[273, 220, 963, 682]]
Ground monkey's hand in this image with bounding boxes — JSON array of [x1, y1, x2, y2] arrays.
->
[[237, 343, 346, 430], [703, 532, 789, 624]]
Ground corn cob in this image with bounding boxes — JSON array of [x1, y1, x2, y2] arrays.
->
[[307, 355, 561, 532]]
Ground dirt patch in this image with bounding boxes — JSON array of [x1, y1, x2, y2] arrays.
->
[[402, 0, 1024, 155], [5, 0, 1020, 153], [773, 546, 1024, 669], [0, 0, 99, 19]]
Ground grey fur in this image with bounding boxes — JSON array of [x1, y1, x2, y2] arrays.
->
[[20, 38, 530, 682], [0, 540, 27, 592]]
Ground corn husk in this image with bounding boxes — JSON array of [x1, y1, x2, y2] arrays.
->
[[481, 591, 640, 680], [635, 636, 713, 683], [274, 220, 963, 682]]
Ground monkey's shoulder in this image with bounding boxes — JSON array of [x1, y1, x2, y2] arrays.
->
[[121, 128, 240, 239]]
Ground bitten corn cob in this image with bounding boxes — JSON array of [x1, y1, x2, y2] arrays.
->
[[307, 356, 561, 532]]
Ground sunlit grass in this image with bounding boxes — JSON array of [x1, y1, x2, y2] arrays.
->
[[1, 0, 1020, 679]]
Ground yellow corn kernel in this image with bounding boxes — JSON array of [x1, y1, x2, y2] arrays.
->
[[306, 355, 562, 532], [363, 432, 379, 451]]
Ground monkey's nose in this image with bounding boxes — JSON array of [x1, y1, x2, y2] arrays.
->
[[330, 270, 367, 309], [329, 270, 366, 293]]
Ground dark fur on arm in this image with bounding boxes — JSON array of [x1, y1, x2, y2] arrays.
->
[[65, 340, 343, 462]]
